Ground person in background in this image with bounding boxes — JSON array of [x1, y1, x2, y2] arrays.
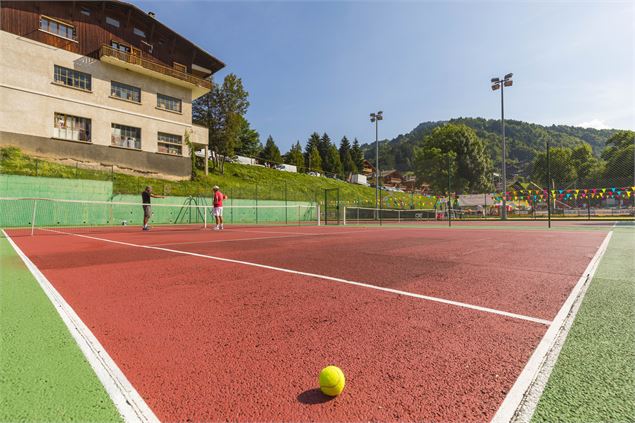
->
[[212, 185, 228, 230], [141, 186, 164, 231]]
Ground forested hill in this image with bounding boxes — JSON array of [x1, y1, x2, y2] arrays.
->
[[361, 117, 620, 175]]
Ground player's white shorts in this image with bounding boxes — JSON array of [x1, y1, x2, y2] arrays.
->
[[212, 207, 223, 217]]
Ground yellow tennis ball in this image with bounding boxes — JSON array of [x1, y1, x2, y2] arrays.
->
[[319, 365, 345, 396]]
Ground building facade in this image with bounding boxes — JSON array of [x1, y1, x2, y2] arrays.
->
[[0, 1, 224, 178]]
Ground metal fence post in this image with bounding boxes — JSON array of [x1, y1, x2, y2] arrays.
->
[[30, 200, 38, 236], [448, 155, 452, 228], [255, 183, 258, 224]]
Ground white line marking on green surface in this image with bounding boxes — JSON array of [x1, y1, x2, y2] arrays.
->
[[2, 230, 159, 423]]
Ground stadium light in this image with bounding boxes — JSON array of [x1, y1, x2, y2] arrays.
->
[[490, 73, 514, 220], [370, 110, 384, 210]]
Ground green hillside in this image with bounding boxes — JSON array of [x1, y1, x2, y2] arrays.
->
[[362, 117, 620, 178], [0, 147, 434, 208]]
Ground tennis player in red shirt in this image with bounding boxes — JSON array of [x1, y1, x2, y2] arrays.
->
[[212, 185, 227, 230]]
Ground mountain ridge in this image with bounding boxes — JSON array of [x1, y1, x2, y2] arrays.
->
[[361, 117, 620, 178]]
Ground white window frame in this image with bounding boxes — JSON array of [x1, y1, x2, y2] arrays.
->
[[111, 124, 141, 150], [39, 15, 76, 41], [53, 65, 92, 91], [157, 132, 183, 155], [111, 81, 141, 103], [53, 113, 91, 142], [106, 16, 120, 28], [156, 93, 182, 113]]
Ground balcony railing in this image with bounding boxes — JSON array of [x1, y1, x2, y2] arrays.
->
[[99, 45, 212, 90]]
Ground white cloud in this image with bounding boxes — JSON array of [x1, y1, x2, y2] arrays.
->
[[577, 119, 610, 130]]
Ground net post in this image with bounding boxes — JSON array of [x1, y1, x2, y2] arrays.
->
[[30, 199, 38, 236], [398, 210, 401, 223], [317, 204, 321, 226], [203, 205, 207, 229], [343, 206, 347, 225]]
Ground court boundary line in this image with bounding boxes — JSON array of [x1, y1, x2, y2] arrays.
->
[[40, 228, 552, 325], [492, 230, 613, 423], [2, 230, 159, 423]]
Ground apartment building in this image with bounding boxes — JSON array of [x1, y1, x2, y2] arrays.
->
[[0, 1, 224, 178]]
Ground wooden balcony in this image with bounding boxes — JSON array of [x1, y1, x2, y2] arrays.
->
[[99, 45, 212, 98]]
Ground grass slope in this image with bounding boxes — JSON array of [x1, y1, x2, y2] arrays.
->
[[0, 235, 121, 422], [532, 226, 635, 422], [0, 147, 435, 208]]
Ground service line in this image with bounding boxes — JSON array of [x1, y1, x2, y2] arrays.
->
[[41, 228, 552, 325]]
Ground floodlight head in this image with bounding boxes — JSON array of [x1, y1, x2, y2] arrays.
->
[[504, 73, 513, 80], [491, 84, 500, 91], [370, 117, 376, 123], [370, 113, 376, 118], [378, 111, 383, 115], [504, 80, 513, 87], [491, 77, 500, 83]]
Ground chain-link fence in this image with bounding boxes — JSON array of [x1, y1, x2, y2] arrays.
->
[[441, 131, 635, 221]]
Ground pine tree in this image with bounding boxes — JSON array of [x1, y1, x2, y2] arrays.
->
[[343, 150, 357, 175], [351, 138, 364, 172], [308, 145, 322, 172], [304, 132, 321, 170], [326, 144, 343, 177], [339, 136, 355, 173], [285, 141, 304, 170], [318, 133, 332, 171], [260, 135, 282, 166], [235, 116, 262, 157]]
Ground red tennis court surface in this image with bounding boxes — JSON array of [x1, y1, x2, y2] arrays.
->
[[6, 224, 609, 421]]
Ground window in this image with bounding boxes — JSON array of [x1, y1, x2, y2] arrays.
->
[[133, 27, 146, 38], [157, 133, 182, 155], [54, 65, 91, 91], [111, 81, 141, 103], [173, 62, 187, 73], [40, 16, 76, 41], [110, 40, 130, 53], [53, 113, 91, 142], [111, 124, 141, 149], [80, 7, 91, 16], [106, 16, 120, 28], [157, 93, 182, 113]]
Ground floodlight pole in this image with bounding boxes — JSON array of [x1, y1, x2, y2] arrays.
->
[[500, 83, 507, 220], [491, 74, 513, 220], [375, 118, 379, 208], [370, 111, 383, 211]]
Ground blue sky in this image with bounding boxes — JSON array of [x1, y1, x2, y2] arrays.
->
[[135, 0, 634, 152]]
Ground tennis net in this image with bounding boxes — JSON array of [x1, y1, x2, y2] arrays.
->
[[0, 197, 319, 236], [343, 206, 438, 225]]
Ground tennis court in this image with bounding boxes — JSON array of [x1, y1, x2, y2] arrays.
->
[[3, 218, 612, 421]]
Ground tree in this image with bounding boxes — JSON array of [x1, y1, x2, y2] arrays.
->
[[260, 135, 282, 166], [339, 136, 357, 174], [325, 144, 343, 177], [308, 145, 322, 172], [318, 133, 332, 170], [304, 132, 321, 171], [351, 138, 364, 172], [531, 146, 577, 189], [602, 130, 634, 185], [192, 73, 249, 174], [570, 143, 603, 184], [413, 124, 493, 193], [285, 141, 304, 170], [235, 116, 262, 157]]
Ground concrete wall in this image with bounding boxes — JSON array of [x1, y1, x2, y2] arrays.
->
[[1, 132, 192, 178], [0, 30, 208, 176]]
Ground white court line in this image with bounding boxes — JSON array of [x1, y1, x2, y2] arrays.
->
[[492, 230, 613, 423], [41, 228, 552, 325], [148, 228, 386, 247], [2, 230, 159, 423]]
